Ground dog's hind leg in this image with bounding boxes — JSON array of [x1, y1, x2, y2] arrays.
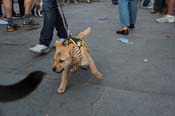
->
[[88, 55, 103, 80], [80, 47, 89, 66], [57, 67, 69, 94]]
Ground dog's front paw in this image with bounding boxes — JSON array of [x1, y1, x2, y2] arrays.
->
[[96, 74, 103, 80], [94, 72, 103, 80], [57, 88, 66, 94]]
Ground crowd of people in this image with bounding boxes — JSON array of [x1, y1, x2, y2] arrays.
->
[[0, 0, 69, 54], [0, 0, 175, 53], [0, 0, 39, 32], [113, 0, 175, 35], [142, 0, 175, 23]]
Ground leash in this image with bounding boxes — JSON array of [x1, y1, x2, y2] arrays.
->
[[58, 4, 70, 37], [59, 5, 68, 28]]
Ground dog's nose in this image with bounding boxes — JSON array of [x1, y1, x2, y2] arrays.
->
[[52, 67, 56, 72]]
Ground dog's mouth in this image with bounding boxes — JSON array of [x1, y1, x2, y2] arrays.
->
[[56, 68, 64, 73], [52, 66, 65, 73]]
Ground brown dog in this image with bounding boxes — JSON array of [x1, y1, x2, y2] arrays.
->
[[52, 27, 103, 94]]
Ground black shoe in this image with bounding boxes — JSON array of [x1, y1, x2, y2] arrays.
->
[[12, 13, 21, 18], [150, 11, 160, 15], [22, 18, 40, 28], [128, 24, 135, 29], [116, 29, 129, 35], [6, 23, 21, 32], [112, 0, 118, 5]]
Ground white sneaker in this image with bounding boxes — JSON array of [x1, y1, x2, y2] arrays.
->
[[29, 44, 49, 54], [156, 15, 175, 23], [146, 5, 153, 9], [0, 19, 8, 25]]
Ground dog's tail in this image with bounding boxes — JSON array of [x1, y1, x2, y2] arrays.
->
[[76, 27, 92, 40]]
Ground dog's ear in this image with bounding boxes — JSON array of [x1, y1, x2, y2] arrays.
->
[[55, 40, 63, 48], [76, 27, 92, 40]]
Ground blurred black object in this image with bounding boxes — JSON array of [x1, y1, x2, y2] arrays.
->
[[0, 71, 46, 102], [142, 0, 151, 7], [112, 0, 118, 5]]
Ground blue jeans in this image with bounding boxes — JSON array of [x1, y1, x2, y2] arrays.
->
[[118, 0, 138, 26], [39, 0, 68, 47]]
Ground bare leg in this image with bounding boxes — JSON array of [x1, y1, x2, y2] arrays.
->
[[3, 0, 20, 32], [167, 0, 174, 16], [24, 0, 32, 15], [57, 67, 69, 93], [3, 0, 12, 18], [23, 0, 40, 27]]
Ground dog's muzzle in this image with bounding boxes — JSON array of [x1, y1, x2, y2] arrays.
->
[[52, 67, 64, 73]]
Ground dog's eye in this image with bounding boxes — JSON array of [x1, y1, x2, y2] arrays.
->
[[59, 60, 64, 63]]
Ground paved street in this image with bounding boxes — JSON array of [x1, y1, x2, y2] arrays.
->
[[0, 1, 175, 116]]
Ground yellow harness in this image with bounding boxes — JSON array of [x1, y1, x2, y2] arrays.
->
[[68, 36, 86, 48], [67, 36, 87, 72]]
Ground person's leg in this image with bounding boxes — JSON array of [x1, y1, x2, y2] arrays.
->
[[117, 0, 129, 35], [3, 0, 12, 19], [118, 0, 129, 27], [30, 0, 58, 54], [3, 0, 20, 31], [153, 0, 163, 13], [167, 0, 174, 16], [24, 0, 32, 15], [0, 0, 8, 24], [18, 0, 25, 16], [129, 0, 138, 28], [161, 0, 167, 15], [156, 0, 175, 23], [55, 7, 68, 39], [0, 0, 2, 17], [23, 0, 39, 26], [12, 0, 17, 17], [142, 0, 151, 6], [112, 0, 118, 5], [30, 0, 69, 54], [39, 0, 58, 47]]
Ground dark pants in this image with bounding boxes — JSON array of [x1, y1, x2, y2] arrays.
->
[[142, 0, 150, 6], [0, 0, 2, 16], [18, 0, 25, 16], [12, 0, 25, 16], [112, 0, 118, 5], [154, 0, 166, 13], [39, 0, 68, 47]]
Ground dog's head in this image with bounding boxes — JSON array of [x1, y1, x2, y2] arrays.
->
[[52, 27, 91, 73], [52, 40, 73, 73]]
